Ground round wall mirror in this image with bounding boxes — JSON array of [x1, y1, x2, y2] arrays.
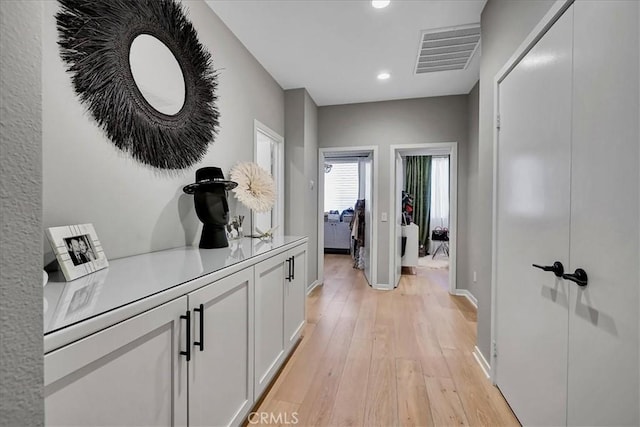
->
[[57, 0, 220, 170], [129, 34, 186, 116]]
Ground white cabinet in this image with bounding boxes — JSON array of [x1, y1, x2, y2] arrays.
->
[[254, 244, 307, 398], [188, 269, 254, 427], [284, 245, 306, 351], [44, 240, 308, 427], [324, 221, 351, 250], [254, 253, 286, 398], [44, 297, 188, 427]]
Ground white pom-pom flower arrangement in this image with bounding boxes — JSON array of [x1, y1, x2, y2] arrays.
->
[[229, 162, 276, 212]]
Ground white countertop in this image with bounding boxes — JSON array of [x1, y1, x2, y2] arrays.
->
[[43, 236, 306, 351]]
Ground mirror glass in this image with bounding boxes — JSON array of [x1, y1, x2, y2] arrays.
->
[[254, 130, 274, 233], [129, 34, 185, 115]]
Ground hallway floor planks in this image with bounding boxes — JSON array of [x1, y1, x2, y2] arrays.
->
[[251, 254, 519, 426]]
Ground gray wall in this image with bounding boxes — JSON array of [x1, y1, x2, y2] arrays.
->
[[42, 0, 285, 260], [1, 1, 288, 422], [0, 1, 44, 425], [304, 92, 319, 288], [285, 90, 305, 237], [285, 89, 319, 288], [459, 81, 479, 297], [473, 0, 556, 360], [318, 96, 469, 287]]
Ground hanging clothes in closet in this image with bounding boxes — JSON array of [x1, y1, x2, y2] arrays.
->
[[350, 199, 365, 269]]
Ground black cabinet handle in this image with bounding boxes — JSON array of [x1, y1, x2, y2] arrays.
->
[[291, 256, 295, 280], [563, 268, 588, 287], [286, 257, 292, 281], [180, 311, 191, 361], [193, 304, 204, 352], [532, 261, 564, 277]]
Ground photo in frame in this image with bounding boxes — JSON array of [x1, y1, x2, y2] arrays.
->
[[46, 224, 109, 281], [225, 215, 245, 241]]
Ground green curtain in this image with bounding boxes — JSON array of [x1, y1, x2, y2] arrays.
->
[[405, 156, 432, 250]]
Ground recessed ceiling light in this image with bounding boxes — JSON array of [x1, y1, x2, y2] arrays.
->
[[377, 72, 391, 80], [371, 0, 390, 9]]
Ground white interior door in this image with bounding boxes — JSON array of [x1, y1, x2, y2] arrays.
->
[[495, 7, 574, 426], [363, 155, 373, 285], [567, 2, 639, 425], [394, 152, 403, 287]]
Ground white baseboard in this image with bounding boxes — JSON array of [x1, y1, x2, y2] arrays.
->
[[372, 283, 393, 291], [454, 289, 478, 308], [307, 280, 321, 295], [473, 346, 491, 379]]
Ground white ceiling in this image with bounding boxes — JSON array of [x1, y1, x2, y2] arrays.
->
[[205, 0, 485, 106]]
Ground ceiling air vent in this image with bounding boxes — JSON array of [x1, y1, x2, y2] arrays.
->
[[415, 24, 480, 74]]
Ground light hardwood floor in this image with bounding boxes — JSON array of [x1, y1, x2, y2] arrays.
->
[[250, 254, 519, 426]]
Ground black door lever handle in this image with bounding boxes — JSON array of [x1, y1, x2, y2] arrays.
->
[[532, 261, 564, 277], [562, 268, 588, 287]]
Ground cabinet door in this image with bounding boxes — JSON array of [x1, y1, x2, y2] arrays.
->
[[188, 269, 254, 427], [568, 2, 639, 425], [495, 6, 573, 426], [336, 222, 352, 249], [254, 253, 286, 397], [284, 245, 306, 351], [324, 222, 333, 248], [44, 297, 188, 427]]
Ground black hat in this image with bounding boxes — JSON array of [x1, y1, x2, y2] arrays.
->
[[183, 167, 238, 194]]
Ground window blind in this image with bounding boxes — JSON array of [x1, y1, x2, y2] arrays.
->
[[324, 162, 359, 212]]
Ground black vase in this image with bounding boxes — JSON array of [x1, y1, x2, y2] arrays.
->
[[194, 188, 229, 249], [183, 167, 237, 249]]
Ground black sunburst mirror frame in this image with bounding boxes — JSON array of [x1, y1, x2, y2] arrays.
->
[[56, 0, 219, 170]]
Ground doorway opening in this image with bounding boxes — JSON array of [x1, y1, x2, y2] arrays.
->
[[318, 147, 377, 288], [389, 143, 458, 293], [254, 120, 284, 237]]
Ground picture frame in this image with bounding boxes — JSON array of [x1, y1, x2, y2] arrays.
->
[[46, 224, 109, 281], [225, 215, 245, 241]]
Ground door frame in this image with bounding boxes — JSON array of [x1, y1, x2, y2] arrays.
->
[[317, 146, 378, 288], [389, 143, 458, 294], [490, 0, 575, 384], [254, 119, 285, 236]]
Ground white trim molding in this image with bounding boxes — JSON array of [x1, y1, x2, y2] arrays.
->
[[473, 346, 491, 379], [306, 280, 322, 295], [454, 289, 477, 309]]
